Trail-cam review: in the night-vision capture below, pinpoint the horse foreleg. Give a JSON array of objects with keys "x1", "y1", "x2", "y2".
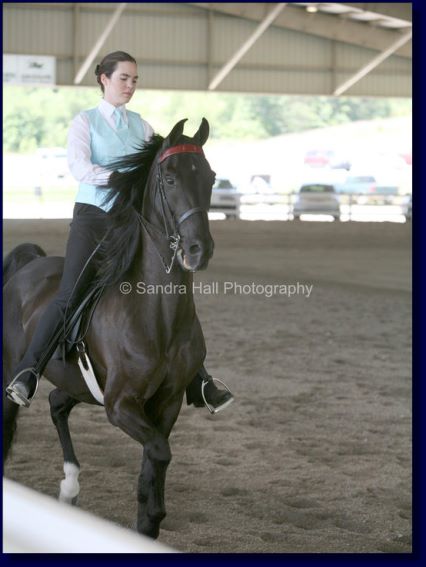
[
  {"x1": 137, "y1": 394, "x2": 185, "y2": 537},
  {"x1": 105, "y1": 393, "x2": 178, "y2": 539},
  {"x1": 49, "y1": 388, "x2": 81, "y2": 505},
  {"x1": 137, "y1": 442, "x2": 171, "y2": 538}
]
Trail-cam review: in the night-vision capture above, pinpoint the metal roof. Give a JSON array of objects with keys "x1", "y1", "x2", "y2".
[
  {"x1": 293, "y1": 3, "x2": 412, "y2": 30},
  {"x1": 3, "y1": 2, "x2": 412, "y2": 97}
]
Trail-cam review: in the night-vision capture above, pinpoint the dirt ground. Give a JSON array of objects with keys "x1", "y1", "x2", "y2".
[{"x1": 3, "y1": 219, "x2": 412, "y2": 553}]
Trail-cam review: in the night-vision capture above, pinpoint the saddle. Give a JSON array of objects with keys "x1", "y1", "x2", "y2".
[{"x1": 51, "y1": 284, "x2": 105, "y2": 361}]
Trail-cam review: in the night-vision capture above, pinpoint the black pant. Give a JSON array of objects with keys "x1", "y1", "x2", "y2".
[{"x1": 14, "y1": 203, "x2": 110, "y2": 376}]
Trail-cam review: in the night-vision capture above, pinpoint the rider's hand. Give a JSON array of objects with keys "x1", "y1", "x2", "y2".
[{"x1": 108, "y1": 170, "x2": 122, "y2": 188}]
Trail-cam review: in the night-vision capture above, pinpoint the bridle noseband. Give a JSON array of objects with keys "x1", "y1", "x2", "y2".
[{"x1": 139, "y1": 143, "x2": 208, "y2": 274}]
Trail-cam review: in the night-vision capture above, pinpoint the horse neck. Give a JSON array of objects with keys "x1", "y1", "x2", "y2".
[
  {"x1": 124, "y1": 231, "x2": 194, "y2": 334},
  {"x1": 126, "y1": 166, "x2": 195, "y2": 321}
]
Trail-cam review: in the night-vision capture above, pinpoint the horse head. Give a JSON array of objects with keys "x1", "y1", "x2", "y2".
[{"x1": 144, "y1": 118, "x2": 216, "y2": 272}]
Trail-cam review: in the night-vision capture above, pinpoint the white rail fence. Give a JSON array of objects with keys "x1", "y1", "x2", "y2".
[
  {"x1": 3, "y1": 479, "x2": 177, "y2": 554},
  {"x1": 235, "y1": 193, "x2": 411, "y2": 223}
]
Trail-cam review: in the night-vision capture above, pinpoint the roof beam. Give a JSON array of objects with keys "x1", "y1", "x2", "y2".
[
  {"x1": 293, "y1": 3, "x2": 411, "y2": 27},
  {"x1": 208, "y1": 3, "x2": 287, "y2": 90},
  {"x1": 5, "y1": 51, "x2": 411, "y2": 76},
  {"x1": 187, "y1": 3, "x2": 412, "y2": 59},
  {"x1": 342, "y1": 3, "x2": 412, "y2": 22},
  {"x1": 72, "y1": 3, "x2": 80, "y2": 77},
  {"x1": 73, "y1": 2, "x2": 127, "y2": 85},
  {"x1": 333, "y1": 29, "x2": 412, "y2": 96}
]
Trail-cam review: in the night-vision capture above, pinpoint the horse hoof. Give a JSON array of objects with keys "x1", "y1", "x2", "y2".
[
  {"x1": 59, "y1": 493, "x2": 79, "y2": 506},
  {"x1": 138, "y1": 521, "x2": 160, "y2": 540}
]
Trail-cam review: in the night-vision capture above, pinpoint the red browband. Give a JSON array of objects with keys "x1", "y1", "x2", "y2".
[{"x1": 158, "y1": 144, "x2": 204, "y2": 163}]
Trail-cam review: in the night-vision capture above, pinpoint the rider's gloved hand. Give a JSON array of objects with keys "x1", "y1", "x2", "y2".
[{"x1": 108, "y1": 170, "x2": 122, "y2": 188}]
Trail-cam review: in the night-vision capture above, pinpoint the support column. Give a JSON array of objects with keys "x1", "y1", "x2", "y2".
[
  {"x1": 74, "y1": 2, "x2": 127, "y2": 85},
  {"x1": 208, "y1": 3, "x2": 287, "y2": 91},
  {"x1": 333, "y1": 29, "x2": 412, "y2": 96}
]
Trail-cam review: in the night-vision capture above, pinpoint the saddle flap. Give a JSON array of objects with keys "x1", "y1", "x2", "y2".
[{"x1": 51, "y1": 285, "x2": 104, "y2": 360}]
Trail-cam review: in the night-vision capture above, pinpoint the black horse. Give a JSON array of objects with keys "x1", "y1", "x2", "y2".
[{"x1": 3, "y1": 118, "x2": 216, "y2": 539}]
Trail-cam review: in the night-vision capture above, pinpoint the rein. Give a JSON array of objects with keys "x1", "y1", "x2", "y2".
[{"x1": 138, "y1": 143, "x2": 206, "y2": 274}]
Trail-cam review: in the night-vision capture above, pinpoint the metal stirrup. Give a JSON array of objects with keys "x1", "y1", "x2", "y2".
[
  {"x1": 201, "y1": 377, "x2": 234, "y2": 415},
  {"x1": 6, "y1": 367, "x2": 40, "y2": 402}
]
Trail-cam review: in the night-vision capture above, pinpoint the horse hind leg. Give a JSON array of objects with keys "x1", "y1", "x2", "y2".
[
  {"x1": 49, "y1": 388, "x2": 81, "y2": 505},
  {"x1": 3, "y1": 347, "x2": 26, "y2": 463},
  {"x1": 3, "y1": 397, "x2": 20, "y2": 463}
]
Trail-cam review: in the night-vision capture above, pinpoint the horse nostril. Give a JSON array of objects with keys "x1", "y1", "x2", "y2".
[{"x1": 189, "y1": 244, "x2": 201, "y2": 255}]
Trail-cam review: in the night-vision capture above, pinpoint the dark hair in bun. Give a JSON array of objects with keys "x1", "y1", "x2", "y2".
[{"x1": 95, "y1": 51, "x2": 137, "y2": 93}]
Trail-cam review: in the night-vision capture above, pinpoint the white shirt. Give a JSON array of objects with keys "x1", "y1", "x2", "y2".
[{"x1": 67, "y1": 99, "x2": 154, "y2": 186}]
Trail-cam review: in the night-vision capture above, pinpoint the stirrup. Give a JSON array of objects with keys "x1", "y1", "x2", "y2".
[
  {"x1": 201, "y1": 378, "x2": 234, "y2": 415},
  {"x1": 5, "y1": 368, "x2": 40, "y2": 408}
]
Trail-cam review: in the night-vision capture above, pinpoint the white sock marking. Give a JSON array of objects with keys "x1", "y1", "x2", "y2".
[{"x1": 59, "y1": 462, "x2": 80, "y2": 502}]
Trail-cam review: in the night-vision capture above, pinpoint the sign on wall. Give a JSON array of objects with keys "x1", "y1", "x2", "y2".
[{"x1": 3, "y1": 54, "x2": 56, "y2": 85}]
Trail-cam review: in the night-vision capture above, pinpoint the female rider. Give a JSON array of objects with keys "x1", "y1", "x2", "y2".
[{"x1": 6, "y1": 51, "x2": 234, "y2": 413}]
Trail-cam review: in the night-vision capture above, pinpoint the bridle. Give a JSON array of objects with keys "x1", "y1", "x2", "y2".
[{"x1": 138, "y1": 143, "x2": 208, "y2": 274}]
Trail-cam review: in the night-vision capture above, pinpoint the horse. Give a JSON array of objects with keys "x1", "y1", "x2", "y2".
[{"x1": 3, "y1": 118, "x2": 216, "y2": 539}]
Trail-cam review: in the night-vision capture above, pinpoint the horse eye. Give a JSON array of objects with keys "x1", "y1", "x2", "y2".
[{"x1": 165, "y1": 176, "x2": 175, "y2": 186}]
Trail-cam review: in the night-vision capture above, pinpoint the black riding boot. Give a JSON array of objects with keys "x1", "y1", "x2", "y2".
[
  {"x1": 5, "y1": 299, "x2": 69, "y2": 408},
  {"x1": 5, "y1": 369, "x2": 40, "y2": 408},
  {"x1": 186, "y1": 366, "x2": 234, "y2": 413}
]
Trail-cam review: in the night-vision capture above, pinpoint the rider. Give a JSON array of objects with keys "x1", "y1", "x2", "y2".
[{"x1": 6, "y1": 51, "x2": 234, "y2": 413}]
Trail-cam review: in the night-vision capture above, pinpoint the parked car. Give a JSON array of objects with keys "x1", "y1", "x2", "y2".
[
  {"x1": 400, "y1": 152, "x2": 412, "y2": 166},
  {"x1": 292, "y1": 183, "x2": 340, "y2": 220},
  {"x1": 241, "y1": 175, "x2": 285, "y2": 205},
  {"x1": 337, "y1": 174, "x2": 400, "y2": 204},
  {"x1": 209, "y1": 177, "x2": 240, "y2": 219},
  {"x1": 368, "y1": 183, "x2": 401, "y2": 204},
  {"x1": 402, "y1": 195, "x2": 412, "y2": 221},
  {"x1": 304, "y1": 150, "x2": 332, "y2": 168},
  {"x1": 304, "y1": 150, "x2": 351, "y2": 170},
  {"x1": 337, "y1": 175, "x2": 376, "y2": 195}
]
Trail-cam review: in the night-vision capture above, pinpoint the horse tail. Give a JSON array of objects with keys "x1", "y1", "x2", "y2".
[{"x1": 3, "y1": 243, "x2": 46, "y2": 286}]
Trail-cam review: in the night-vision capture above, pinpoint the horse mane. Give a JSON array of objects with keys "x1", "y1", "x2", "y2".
[{"x1": 95, "y1": 133, "x2": 164, "y2": 287}]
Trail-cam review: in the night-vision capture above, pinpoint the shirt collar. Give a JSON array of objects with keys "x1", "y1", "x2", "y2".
[{"x1": 98, "y1": 99, "x2": 127, "y2": 119}]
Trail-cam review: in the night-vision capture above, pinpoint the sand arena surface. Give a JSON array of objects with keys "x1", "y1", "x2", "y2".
[{"x1": 3, "y1": 219, "x2": 411, "y2": 553}]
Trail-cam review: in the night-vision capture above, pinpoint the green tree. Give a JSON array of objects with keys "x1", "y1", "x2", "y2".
[{"x1": 3, "y1": 85, "x2": 411, "y2": 152}]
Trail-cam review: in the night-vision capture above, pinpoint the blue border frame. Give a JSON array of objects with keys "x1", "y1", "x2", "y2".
[{"x1": 1, "y1": 1, "x2": 422, "y2": 565}]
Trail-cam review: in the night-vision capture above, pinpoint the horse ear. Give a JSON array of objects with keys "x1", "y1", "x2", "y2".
[
  {"x1": 165, "y1": 118, "x2": 188, "y2": 147},
  {"x1": 194, "y1": 117, "x2": 209, "y2": 146}
]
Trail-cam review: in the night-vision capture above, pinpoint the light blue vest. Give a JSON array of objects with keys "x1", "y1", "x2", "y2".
[{"x1": 75, "y1": 108, "x2": 145, "y2": 212}]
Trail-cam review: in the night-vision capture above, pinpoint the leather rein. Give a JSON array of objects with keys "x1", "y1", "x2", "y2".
[{"x1": 138, "y1": 143, "x2": 207, "y2": 274}]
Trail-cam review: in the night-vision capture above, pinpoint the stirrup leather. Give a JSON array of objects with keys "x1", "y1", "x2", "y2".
[
  {"x1": 201, "y1": 377, "x2": 234, "y2": 415},
  {"x1": 5, "y1": 367, "x2": 40, "y2": 407}
]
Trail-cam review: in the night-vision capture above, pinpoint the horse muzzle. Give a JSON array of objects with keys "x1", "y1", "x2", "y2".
[{"x1": 177, "y1": 242, "x2": 213, "y2": 272}]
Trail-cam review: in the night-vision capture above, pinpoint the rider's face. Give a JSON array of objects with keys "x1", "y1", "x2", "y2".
[{"x1": 101, "y1": 61, "x2": 138, "y2": 107}]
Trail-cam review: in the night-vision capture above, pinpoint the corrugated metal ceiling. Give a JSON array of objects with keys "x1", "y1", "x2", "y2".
[{"x1": 3, "y1": 3, "x2": 412, "y2": 97}]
